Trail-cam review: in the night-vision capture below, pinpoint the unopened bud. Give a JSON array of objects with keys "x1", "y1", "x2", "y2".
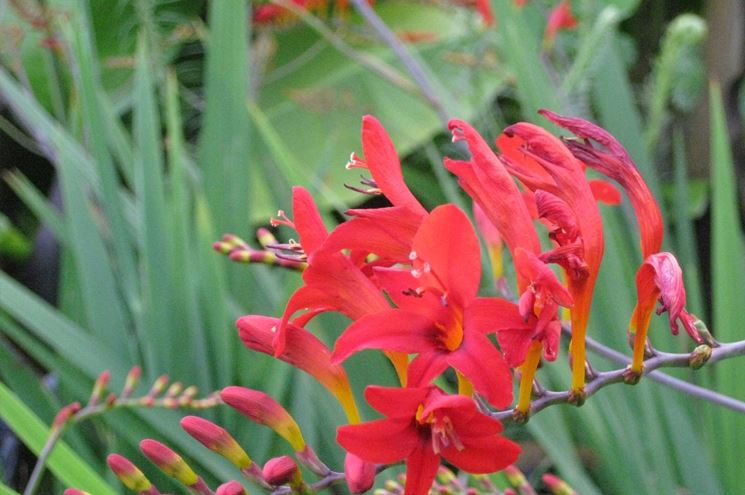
[
  {"x1": 52, "y1": 402, "x2": 81, "y2": 428},
  {"x1": 63, "y1": 489, "x2": 91, "y2": 495},
  {"x1": 623, "y1": 367, "x2": 642, "y2": 385},
  {"x1": 141, "y1": 375, "x2": 169, "y2": 406},
  {"x1": 140, "y1": 439, "x2": 198, "y2": 486},
  {"x1": 436, "y1": 466, "x2": 456, "y2": 485},
  {"x1": 221, "y1": 386, "x2": 306, "y2": 452},
  {"x1": 689, "y1": 344, "x2": 713, "y2": 370},
  {"x1": 216, "y1": 481, "x2": 248, "y2": 495},
  {"x1": 107, "y1": 454, "x2": 153, "y2": 492},
  {"x1": 88, "y1": 370, "x2": 110, "y2": 406},
  {"x1": 256, "y1": 228, "x2": 277, "y2": 248},
  {"x1": 344, "y1": 453, "x2": 376, "y2": 494},
  {"x1": 121, "y1": 366, "x2": 141, "y2": 399},
  {"x1": 693, "y1": 317, "x2": 716, "y2": 346},
  {"x1": 543, "y1": 473, "x2": 577, "y2": 495},
  {"x1": 504, "y1": 465, "x2": 528, "y2": 489},
  {"x1": 181, "y1": 416, "x2": 253, "y2": 469},
  {"x1": 262, "y1": 455, "x2": 300, "y2": 486}
]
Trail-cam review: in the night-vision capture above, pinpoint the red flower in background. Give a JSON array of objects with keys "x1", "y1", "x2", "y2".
[
  {"x1": 543, "y1": 0, "x2": 577, "y2": 49},
  {"x1": 337, "y1": 385, "x2": 520, "y2": 495}
]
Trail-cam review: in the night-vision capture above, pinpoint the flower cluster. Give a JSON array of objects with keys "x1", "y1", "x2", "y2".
[{"x1": 220, "y1": 111, "x2": 704, "y2": 494}]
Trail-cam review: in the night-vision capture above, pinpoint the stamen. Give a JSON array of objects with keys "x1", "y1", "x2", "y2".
[
  {"x1": 345, "y1": 152, "x2": 368, "y2": 170},
  {"x1": 270, "y1": 210, "x2": 295, "y2": 229},
  {"x1": 409, "y1": 251, "x2": 417, "y2": 261},
  {"x1": 450, "y1": 126, "x2": 465, "y2": 143}
]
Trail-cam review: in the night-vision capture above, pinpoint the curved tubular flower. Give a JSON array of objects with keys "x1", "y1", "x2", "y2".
[
  {"x1": 237, "y1": 315, "x2": 361, "y2": 424},
  {"x1": 337, "y1": 386, "x2": 520, "y2": 495},
  {"x1": 538, "y1": 109, "x2": 663, "y2": 259},
  {"x1": 630, "y1": 252, "x2": 703, "y2": 373},
  {"x1": 333, "y1": 205, "x2": 529, "y2": 408},
  {"x1": 499, "y1": 121, "x2": 604, "y2": 398},
  {"x1": 445, "y1": 119, "x2": 542, "y2": 291}
]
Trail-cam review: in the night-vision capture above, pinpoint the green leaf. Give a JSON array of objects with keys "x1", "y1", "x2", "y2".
[
  {"x1": 0, "y1": 382, "x2": 116, "y2": 495},
  {"x1": 709, "y1": 81, "x2": 745, "y2": 494}
]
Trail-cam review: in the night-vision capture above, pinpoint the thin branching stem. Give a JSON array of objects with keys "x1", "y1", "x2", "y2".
[
  {"x1": 349, "y1": 0, "x2": 451, "y2": 125},
  {"x1": 491, "y1": 332, "x2": 745, "y2": 422}
]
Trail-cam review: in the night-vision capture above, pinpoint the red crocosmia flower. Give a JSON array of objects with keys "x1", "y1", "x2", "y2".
[
  {"x1": 538, "y1": 109, "x2": 662, "y2": 258},
  {"x1": 543, "y1": 0, "x2": 577, "y2": 49},
  {"x1": 499, "y1": 119, "x2": 604, "y2": 397},
  {"x1": 588, "y1": 179, "x2": 622, "y2": 205},
  {"x1": 337, "y1": 386, "x2": 520, "y2": 495},
  {"x1": 629, "y1": 252, "x2": 703, "y2": 373},
  {"x1": 237, "y1": 315, "x2": 361, "y2": 424},
  {"x1": 445, "y1": 119, "x2": 542, "y2": 292},
  {"x1": 333, "y1": 205, "x2": 530, "y2": 408},
  {"x1": 324, "y1": 115, "x2": 427, "y2": 264}
]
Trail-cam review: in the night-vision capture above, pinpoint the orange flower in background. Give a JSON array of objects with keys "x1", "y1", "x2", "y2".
[{"x1": 543, "y1": 0, "x2": 577, "y2": 49}]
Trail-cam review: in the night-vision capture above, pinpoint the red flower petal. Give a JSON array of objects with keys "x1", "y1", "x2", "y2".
[
  {"x1": 337, "y1": 418, "x2": 419, "y2": 464},
  {"x1": 588, "y1": 179, "x2": 622, "y2": 205},
  {"x1": 411, "y1": 204, "x2": 481, "y2": 306},
  {"x1": 495, "y1": 328, "x2": 534, "y2": 367},
  {"x1": 364, "y1": 385, "x2": 430, "y2": 418},
  {"x1": 362, "y1": 115, "x2": 426, "y2": 215},
  {"x1": 465, "y1": 297, "x2": 532, "y2": 334},
  {"x1": 447, "y1": 332, "x2": 513, "y2": 408},
  {"x1": 407, "y1": 351, "x2": 450, "y2": 388},
  {"x1": 332, "y1": 310, "x2": 436, "y2": 363},
  {"x1": 441, "y1": 434, "x2": 520, "y2": 473},
  {"x1": 323, "y1": 206, "x2": 423, "y2": 262},
  {"x1": 404, "y1": 441, "x2": 441, "y2": 495},
  {"x1": 291, "y1": 186, "x2": 328, "y2": 258}
]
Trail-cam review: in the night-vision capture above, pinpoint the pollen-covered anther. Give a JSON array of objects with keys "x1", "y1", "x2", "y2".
[
  {"x1": 409, "y1": 250, "x2": 418, "y2": 261},
  {"x1": 345, "y1": 152, "x2": 368, "y2": 170}
]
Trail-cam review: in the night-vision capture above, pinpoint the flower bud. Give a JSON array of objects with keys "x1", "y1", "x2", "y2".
[
  {"x1": 140, "y1": 439, "x2": 198, "y2": 486},
  {"x1": 88, "y1": 370, "x2": 110, "y2": 406},
  {"x1": 543, "y1": 473, "x2": 577, "y2": 495},
  {"x1": 262, "y1": 455, "x2": 300, "y2": 486},
  {"x1": 52, "y1": 402, "x2": 81, "y2": 428},
  {"x1": 63, "y1": 490, "x2": 91, "y2": 495},
  {"x1": 689, "y1": 344, "x2": 713, "y2": 370},
  {"x1": 221, "y1": 386, "x2": 306, "y2": 452},
  {"x1": 216, "y1": 481, "x2": 248, "y2": 495},
  {"x1": 121, "y1": 366, "x2": 141, "y2": 399},
  {"x1": 181, "y1": 416, "x2": 253, "y2": 469},
  {"x1": 344, "y1": 452, "x2": 376, "y2": 494},
  {"x1": 107, "y1": 454, "x2": 153, "y2": 492}
]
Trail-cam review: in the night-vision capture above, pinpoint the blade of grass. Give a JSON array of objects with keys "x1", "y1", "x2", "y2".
[
  {"x1": 132, "y1": 35, "x2": 177, "y2": 376},
  {"x1": 0, "y1": 382, "x2": 116, "y2": 495},
  {"x1": 708, "y1": 80, "x2": 745, "y2": 494},
  {"x1": 3, "y1": 171, "x2": 67, "y2": 243},
  {"x1": 61, "y1": 3, "x2": 140, "y2": 312},
  {"x1": 197, "y1": 0, "x2": 251, "y2": 235}
]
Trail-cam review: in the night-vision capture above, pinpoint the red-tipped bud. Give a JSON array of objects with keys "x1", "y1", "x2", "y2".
[
  {"x1": 216, "y1": 481, "x2": 248, "y2": 495},
  {"x1": 181, "y1": 416, "x2": 253, "y2": 469},
  {"x1": 262, "y1": 455, "x2": 300, "y2": 486},
  {"x1": 221, "y1": 386, "x2": 306, "y2": 451},
  {"x1": 256, "y1": 227, "x2": 277, "y2": 248},
  {"x1": 88, "y1": 370, "x2": 110, "y2": 406},
  {"x1": 63, "y1": 489, "x2": 91, "y2": 495},
  {"x1": 344, "y1": 453, "x2": 376, "y2": 493},
  {"x1": 140, "y1": 439, "x2": 198, "y2": 486},
  {"x1": 121, "y1": 366, "x2": 141, "y2": 399},
  {"x1": 543, "y1": 473, "x2": 577, "y2": 495},
  {"x1": 504, "y1": 465, "x2": 529, "y2": 489},
  {"x1": 52, "y1": 402, "x2": 81, "y2": 428},
  {"x1": 107, "y1": 454, "x2": 153, "y2": 492}
]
